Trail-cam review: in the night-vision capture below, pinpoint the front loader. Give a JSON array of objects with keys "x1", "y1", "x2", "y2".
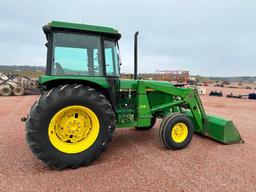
[{"x1": 25, "y1": 21, "x2": 243, "y2": 170}]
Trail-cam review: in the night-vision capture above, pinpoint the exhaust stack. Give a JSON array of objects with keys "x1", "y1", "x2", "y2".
[{"x1": 134, "y1": 31, "x2": 139, "y2": 80}]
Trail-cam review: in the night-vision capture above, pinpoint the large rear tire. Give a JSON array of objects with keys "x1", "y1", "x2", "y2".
[{"x1": 26, "y1": 84, "x2": 115, "y2": 170}]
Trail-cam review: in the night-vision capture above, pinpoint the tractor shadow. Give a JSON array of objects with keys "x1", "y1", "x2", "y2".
[{"x1": 97, "y1": 128, "x2": 162, "y2": 163}]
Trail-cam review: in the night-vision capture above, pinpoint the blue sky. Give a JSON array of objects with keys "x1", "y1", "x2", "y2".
[{"x1": 0, "y1": 0, "x2": 255, "y2": 76}]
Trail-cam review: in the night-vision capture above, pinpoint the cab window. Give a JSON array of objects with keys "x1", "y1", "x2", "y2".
[{"x1": 104, "y1": 40, "x2": 120, "y2": 76}]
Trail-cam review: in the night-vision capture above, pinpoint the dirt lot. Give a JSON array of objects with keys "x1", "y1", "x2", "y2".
[{"x1": 0, "y1": 90, "x2": 256, "y2": 192}]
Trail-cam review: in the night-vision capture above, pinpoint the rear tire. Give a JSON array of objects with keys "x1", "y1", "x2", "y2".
[
  {"x1": 26, "y1": 84, "x2": 115, "y2": 170},
  {"x1": 159, "y1": 113, "x2": 194, "y2": 149}
]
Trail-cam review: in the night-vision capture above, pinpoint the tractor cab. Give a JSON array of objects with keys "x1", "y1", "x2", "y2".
[
  {"x1": 43, "y1": 21, "x2": 121, "y2": 78},
  {"x1": 42, "y1": 21, "x2": 122, "y2": 107}
]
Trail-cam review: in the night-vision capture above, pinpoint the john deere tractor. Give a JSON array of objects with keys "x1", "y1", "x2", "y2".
[{"x1": 25, "y1": 21, "x2": 243, "y2": 170}]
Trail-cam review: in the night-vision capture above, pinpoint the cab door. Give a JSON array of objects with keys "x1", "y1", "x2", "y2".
[{"x1": 103, "y1": 39, "x2": 120, "y2": 110}]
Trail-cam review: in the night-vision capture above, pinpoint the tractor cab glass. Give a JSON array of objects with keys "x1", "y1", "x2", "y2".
[
  {"x1": 104, "y1": 40, "x2": 120, "y2": 76},
  {"x1": 50, "y1": 32, "x2": 120, "y2": 77}
]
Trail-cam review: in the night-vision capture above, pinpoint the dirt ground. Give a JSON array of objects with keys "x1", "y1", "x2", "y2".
[{"x1": 0, "y1": 89, "x2": 256, "y2": 192}]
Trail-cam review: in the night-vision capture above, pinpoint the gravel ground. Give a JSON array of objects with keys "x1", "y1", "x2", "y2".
[{"x1": 0, "y1": 92, "x2": 256, "y2": 192}]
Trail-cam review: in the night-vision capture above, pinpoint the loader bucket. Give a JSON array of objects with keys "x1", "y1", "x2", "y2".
[
  {"x1": 202, "y1": 115, "x2": 243, "y2": 144},
  {"x1": 186, "y1": 112, "x2": 243, "y2": 144}
]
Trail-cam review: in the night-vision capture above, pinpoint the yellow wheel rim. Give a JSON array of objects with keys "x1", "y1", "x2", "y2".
[
  {"x1": 48, "y1": 105, "x2": 100, "y2": 154},
  {"x1": 171, "y1": 123, "x2": 188, "y2": 143}
]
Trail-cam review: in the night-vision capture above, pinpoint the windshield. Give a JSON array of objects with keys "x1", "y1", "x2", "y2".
[{"x1": 51, "y1": 32, "x2": 103, "y2": 76}]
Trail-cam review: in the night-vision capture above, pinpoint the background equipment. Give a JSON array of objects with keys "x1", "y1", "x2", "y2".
[{"x1": 0, "y1": 72, "x2": 38, "y2": 96}]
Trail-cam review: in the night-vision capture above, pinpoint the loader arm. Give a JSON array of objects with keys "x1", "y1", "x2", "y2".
[
  {"x1": 138, "y1": 81, "x2": 243, "y2": 144},
  {"x1": 139, "y1": 81, "x2": 206, "y2": 133}
]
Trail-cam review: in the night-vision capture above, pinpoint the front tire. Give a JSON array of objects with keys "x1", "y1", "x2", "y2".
[
  {"x1": 26, "y1": 84, "x2": 115, "y2": 170},
  {"x1": 159, "y1": 113, "x2": 194, "y2": 149}
]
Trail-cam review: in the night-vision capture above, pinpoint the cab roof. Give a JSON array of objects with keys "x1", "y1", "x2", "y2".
[{"x1": 46, "y1": 21, "x2": 121, "y2": 40}]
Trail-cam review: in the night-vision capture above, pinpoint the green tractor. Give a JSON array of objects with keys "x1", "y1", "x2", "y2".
[{"x1": 25, "y1": 21, "x2": 243, "y2": 170}]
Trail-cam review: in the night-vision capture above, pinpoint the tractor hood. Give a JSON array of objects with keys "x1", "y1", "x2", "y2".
[{"x1": 119, "y1": 79, "x2": 175, "y2": 90}]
